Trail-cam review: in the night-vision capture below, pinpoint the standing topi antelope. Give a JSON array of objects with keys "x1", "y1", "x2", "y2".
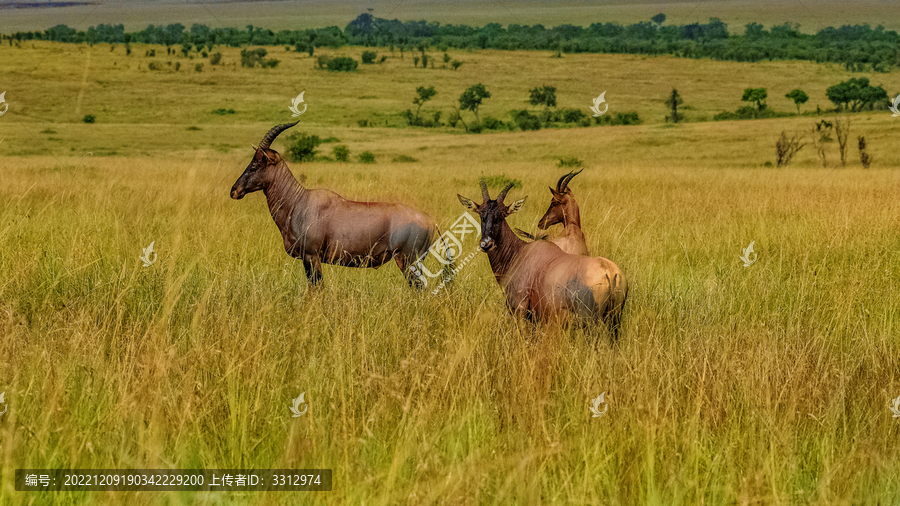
[
  {"x1": 516, "y1": 170, "x2": 589, "y2": 255},
  {"x1": 231, "y1": 121, "x2": 449, "y2": 288},
  {"x1": 459, "y1": 181, "x2": 627, "y2": 336},
  {"x1": 537, "y1": 169, "x2": 589, "y2": 255}
]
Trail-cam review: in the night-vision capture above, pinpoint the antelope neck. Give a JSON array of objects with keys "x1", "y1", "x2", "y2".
[
  {"x1": 486, "y1": 221, "x2": 527, "y2": 285},
  {"x1": 263, "y1": 162, "x2": 307, "y2": 225}
]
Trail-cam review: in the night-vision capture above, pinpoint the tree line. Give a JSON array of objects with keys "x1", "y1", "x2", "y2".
[{"x1": 5, "y1": 14, "x2": 900, "y2": 71}]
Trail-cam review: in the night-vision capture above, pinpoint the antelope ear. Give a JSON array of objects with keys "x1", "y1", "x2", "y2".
[
  {"x1": 457, "y1": 194, "x2": 479, "y2": 211},
  {"x1": 507, "y1": 197, "x2": 527, "y2": 215}
]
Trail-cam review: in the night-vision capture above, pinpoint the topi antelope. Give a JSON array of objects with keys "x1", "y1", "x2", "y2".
[
  {"x1": 231, "y1": 122, "x2": 450, "y2": 288},
  {"x1": 537, "y1": 169, "x2": 589, "y2": 255},
  {"x1": 516, "y1": 170, "x2": 589, "y2": 255},
  {"x1": 458, "y1": 181, "x2": 627, "y2": 336}
]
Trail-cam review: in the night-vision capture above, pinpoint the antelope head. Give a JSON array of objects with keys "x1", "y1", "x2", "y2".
[
  {"x1": 230, "y1": 121, "x2": 298, "y2": 199},
  {"x1": 458, "y1": 181, "x2": 526, "y2": 252},
  {"x1": 537, "y1": 169, "x2": 582, "y2": 229}
]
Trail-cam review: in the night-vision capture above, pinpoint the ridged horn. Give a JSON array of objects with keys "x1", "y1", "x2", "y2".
[
  {"x1": 258, "y1": 121, "x2": 299, "y2": 150},
  {"x1": 480, "y1": 180, "x2": 490, "y2": 202},
  {"x1": 554, "y1": 173, "x2": 569, "y2": 193},
  {"x1": 497, "y1": 181, "x2": 515, "y2": 203},
  {"x1": 559, "y1": 168, "x2": 583, "y2": 193}
]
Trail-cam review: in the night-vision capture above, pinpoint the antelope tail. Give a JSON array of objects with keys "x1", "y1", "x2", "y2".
[
  {"x1": 515, "y1": 228, "x2": 536, "y2": 240},
  {"x1": 514, "y1": 228, "x2": 550, "y2": 241},
  {"x1": 438, "y1": 232, "x2": 457, "y2": 287}
]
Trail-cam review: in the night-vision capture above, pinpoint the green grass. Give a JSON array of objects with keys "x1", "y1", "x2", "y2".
[{"x1": 2, "y1": 39, "x2": 900, "y2": 505}]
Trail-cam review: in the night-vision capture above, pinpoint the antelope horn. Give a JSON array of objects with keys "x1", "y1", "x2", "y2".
[
  {"x1": 560, "y1": 168, "x2": 583, "y2": 192},
  {"x1": 258, "y1": 121, "x2": 299, "y2": 150},
  {"x1": 497, "y1": 181, "x2": 515, "y2": 203},
  {"x1": 480, "y1": 179, "x2": 490, "y2": 202},
  {"x1": 554, "y1": 173, "x2": 569, "y2": 193}
]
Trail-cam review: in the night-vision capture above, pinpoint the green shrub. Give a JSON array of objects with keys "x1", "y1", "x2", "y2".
[
  {"x1": 561, "y1": 108, "x2": 587, "y2": 123},
  {"x1": 332, "y1": 145, "x2": 350, "y2": 162},
  {"x1": 212, "y1": 108, "x2": 235, "y2": 115},
  {"x1": 195, "y1": 63, "x2": 203, "y2": 72},
  {"x1": 327, "y1": 57, "x2": 358, "y2": 72},
  {"x1": 482, "y1": 174, "x2": 522, "y2": 190},
  {"x1": 209, "y1": 52, "x2": 221, "y2": 65},
  {"x1": 482, "y1": 116, "x2": 507, "y2": 130},
  {"x1": 358, "y1": 151, "x2": 376, "y2": 163},
  {"x1": 557, "y1": 157, "x2": 583, "y2": 168},
  {"x1": 511, "y1": 110, "x2": 541, "y2": 131},
  {"x1": 316, "y1": 55, "x2": 332, "y2": 69},
  {"x1": 612, "y1": 111, "x2": 641, "y2": 125},
  {"x1": 148, "y1": 62, "x2": 162, "y2": 71},
  {"x1": 82, "y1": 114, "x2": 96, "y2": 124},
  {"x1": 361, "y1": 51, "x2": 377, "y2": 64},
  {"x1": 392, "y1": 155, "x2": 418, "y2": 163},
  {"x1": 286, "y1": 132, "x2": 323, "y2": 162}
]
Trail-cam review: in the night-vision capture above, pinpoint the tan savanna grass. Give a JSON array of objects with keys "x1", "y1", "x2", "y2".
[{"x1": 1, "y1": 39, "x2": 900, "y2": 505}]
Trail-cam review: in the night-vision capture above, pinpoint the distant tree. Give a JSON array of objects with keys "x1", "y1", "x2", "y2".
[
  {"x1": 834, "y1": 115, "x2": 850, "y2": 166},
  {"x1": 529, "y1": 85, "x2": 557, "y2": 110},
  {"x1": 413, "y1": 55, "x2": 420, "y2": 67},
  {"x1": 459, "y1": 83, "x2": 491, "y2": 125},
  {"x1": 209, "y1": 52, "x2": 222, "y2": 65},
  {"x1": 775, "y1": 130, "x2": 805, "y2": 167},
  {"x1": 665, "y1": 88, "x2": 683, "y2": 123},
  {"x1": 286, "y1": 132, "x2": 322, "y2": 162},
  {"x1": 651, "y1": 13, "x2": 666, "y2": 26},
  {"x1": 744, "y1": 22, "x2": 766, "y2": 39},
  {"x1": 412, "y1": 86, "x2": 437, "y2": 124},
  {"x1": 742, "y1": 88, "x2": 768, "y2": 112},
  {"x1": 786, "y1": 89, "x2": 809, "y2": 114},
  {"x1": 826, "y1": 77, "x2": 888, "y2": 111},
  {"x1": 443, "y1": 52, "x2": 451, "y2": 63},
  {"x1": 451, "y1": 60, "x2": 463, "y2": 70}
]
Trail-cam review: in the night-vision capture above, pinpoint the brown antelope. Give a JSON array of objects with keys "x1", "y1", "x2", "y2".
[
  {"x1": 514, "y1": 170, "x2": 589, "y2": 255},
  {"x1": 231, "y1": 121, "x2": 450, "y2": 288},
  {"x1": 458, "y1": 181, "x2": 627, "y2": 336},
  {"x1": 537, "y1": 169, "x2": 589, "y2": 256}
]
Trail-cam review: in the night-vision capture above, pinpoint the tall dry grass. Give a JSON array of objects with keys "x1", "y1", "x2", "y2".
[{"x1": 2, "y1": 40, "x2": 900, "y2": 505}]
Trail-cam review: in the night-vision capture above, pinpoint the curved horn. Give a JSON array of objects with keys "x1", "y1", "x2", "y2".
[
  {"x1": 554, "y1": 173, "x2": 569, "y2": 193},
  {"x1": 497, "y1": 181, "x2": 515, "y2": 203},
  {"x1": 560, "y1": 168, "x2": 583, "y2": 193},
  {"x1": 258, "y1": 121, "x2": 299, "y2": 150},
  {"x1": 480, "y1": 180, "x2": 490, "y2": 202}
]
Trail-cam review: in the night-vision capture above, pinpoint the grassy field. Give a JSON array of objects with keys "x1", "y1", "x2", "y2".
[{"x1": 2, "y1": 34, "x2": 900, "y2": 505}]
